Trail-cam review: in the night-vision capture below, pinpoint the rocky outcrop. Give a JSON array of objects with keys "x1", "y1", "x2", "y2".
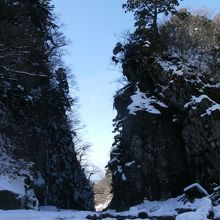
[
  {"x1": 108, "y1": 52, "x2": 220, "y2": 210},
  {"x1": 0, "y1": 0, "x2": 94, "y2": 210}
]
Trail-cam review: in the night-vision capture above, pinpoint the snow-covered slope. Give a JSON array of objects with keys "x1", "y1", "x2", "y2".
[
  {"x1": 0, "y1": 195, "x2": 220, "y2": 220},
  {"x1": 0, "y1": 210, "x2": 92, "y2": 220}
]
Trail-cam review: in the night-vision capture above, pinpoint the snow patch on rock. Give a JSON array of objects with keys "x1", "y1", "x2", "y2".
[
  {"x1": 0, "y1": 176, "x2": 25, "y2": 197},
  {"x1": 184, "y1": 95, "x2": 220, "y2": 117},
  {"x1": 128, "y1": 86, "x2": 167, "y2": 115},
  {"x1": 184, "y1": 183, "x2": 208, "y2": 196}
]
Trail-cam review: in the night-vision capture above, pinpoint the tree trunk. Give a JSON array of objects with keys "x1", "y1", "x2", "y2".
[{"x1": 152, "y1": 3, "x2": 159, "y2": 38}]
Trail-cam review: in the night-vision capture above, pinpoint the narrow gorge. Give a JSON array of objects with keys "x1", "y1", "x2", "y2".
[{"x1": 0, "y1": 1, "x2": 220, "y2": 220}]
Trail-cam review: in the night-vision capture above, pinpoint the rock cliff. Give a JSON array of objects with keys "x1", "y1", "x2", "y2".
[
  {"x1": 0, "y1": 0, "x2": 94, "y2": 210},
  {"x1": 109, "y1": 46, "x2": 220, "y2": 210}
]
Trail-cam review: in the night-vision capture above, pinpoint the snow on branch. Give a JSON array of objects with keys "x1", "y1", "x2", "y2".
[{"x1": 2, "y1": 65, "x2": 48, "y2": 78}]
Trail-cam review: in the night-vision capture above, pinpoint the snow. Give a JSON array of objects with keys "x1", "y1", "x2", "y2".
[
  {"x1": 34, "y1": 171, "x2": 45, "y2": 187},
  {"x1": 0, "y1": 136, "x2": 38, "y2": 209},
  {"x1": 176, "y1": 211, "x2": 206, "y2": 220},
  {"x1": 184, "y1": 95, "x2": 209, "y2": 108},
  {"x1": 142, "y1": 196, "x2": 182, "y2": 217},
  {"x1": 0, "y1": 196, "x2": 219, "y2": 219},
  {"x1": 101, "y1": 196, "x2": 215, "y2": 219},
  {"x1": 144, "y1": 40, "x2": 150, "y2": 48},
  {"x1": 214, "y1": 205, "x2": 220, "y2": 218},
  {"x1": 0, "y1": 135, "x2": 34, "y2": 178},
  {"x1": 214, "y1": 185, "x2": 220, "y2": 191},
  {"x1": 204, "y1": 103, "x2": 220, "y2": 116},
  {"x1": 184, "y1": 95, "x2": 220, "y2": 117},
  {"x1": 128, "y1": 86, "x2": 167, "y2": 115},
  {"x1": 172, "y1": 118, "x2": 178, "y2": 122},
  {"x1": 0, "y1": 210, "x2": 93, "y2": 220},
  {"x1": 2, "y1": 65, "x2": 48, "y2": 78},
  {"x1": 158, "y1": 60, "x2": 184, "y2": 75},
  {"x1": 117, "y1": 166, "x2": 122, "y2": 173},
  {"x1": 122, "y1": 173, "x2": 127, "y2": 181},
  {"x1": 125, "y1": 161, "x2": 136, "y2": 167},
  {"x1": 102, "y1": 196, "x2": 184, "y2": 218},
  {"x1": 184, "y1": 183, "x2": 208, "y2": 196},
  {"x1": 17, "y1": 85, "x2": 24, "y2": 91},
  {"x1": 108, "y1": 157, "x2": 120, "y2": 165},
  {"x1": 39, "y1": 206, "x2": 58, "y2": 211},
  {"x1": 113, "y1": 165, "x2": 123, "y2": 175},
  {"x1": 176, "y1": 198, "x2": 212, "y2": 220},
  {"x1": 13, "y1": 2, "x2": 19, "y2": 6},
  {"x1": 194, "y1": 198, "x2": 212, "y2": 218},
  {"x1": 25, "y1": 95, "x2": 33, "y2": 102},
  {"x1": 205, "y1": 82, "x2": 220, "y2": 89},
  {"x1": 115, "y1": 84, "x2": 131, "y2": 96},
  {"x1": 157, "y1": 49, "x2": 211, "y2": 78},
  {"x1": 0, "y1": 175, "x2": 25, "y2": 197}
]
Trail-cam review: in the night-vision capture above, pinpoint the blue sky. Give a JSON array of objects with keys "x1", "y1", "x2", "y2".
[{"x1": 52, "y1": 0, "x2": 220, "y2": 173}]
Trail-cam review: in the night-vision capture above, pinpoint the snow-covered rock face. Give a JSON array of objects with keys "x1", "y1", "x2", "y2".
[
  {"x1": 109, "y1": 49, "x2": 220, "y2": 210},
  {"x1": 0, "y1": 1, "x2": 94, "y2": 211},
  {"x1": 0, "y1": 176, "x2": 25, "y2": 197},
  {"x1": 127, "y1": 85, "x2": 168, "y2": 115},
  {"x1": 0, "y1": 135, "x2": 38, "y2": 210}
]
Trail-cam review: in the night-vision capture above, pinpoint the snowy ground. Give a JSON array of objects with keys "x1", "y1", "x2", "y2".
[
  {"x1": 0, "y1": 196, "x2": 220, "y2": 220},
  {"x1": 0, "y1": 209, "x2": 92, "y2": 220}
]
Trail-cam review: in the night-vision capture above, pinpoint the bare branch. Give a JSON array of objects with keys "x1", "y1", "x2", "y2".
[{"x1": 2, "y1": 65, "x2": 49, "y2": 78}]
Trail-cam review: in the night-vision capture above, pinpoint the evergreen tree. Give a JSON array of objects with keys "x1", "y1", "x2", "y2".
[
  {"x1": 109, "y1": 5, "x2": 220, "y2": 210},
  {"x1": 123, "y1": 0, "x2": 182, "y2": 37},
  {"x1": 0, "y1": 0, "x2": 94, "y2": 210}
]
